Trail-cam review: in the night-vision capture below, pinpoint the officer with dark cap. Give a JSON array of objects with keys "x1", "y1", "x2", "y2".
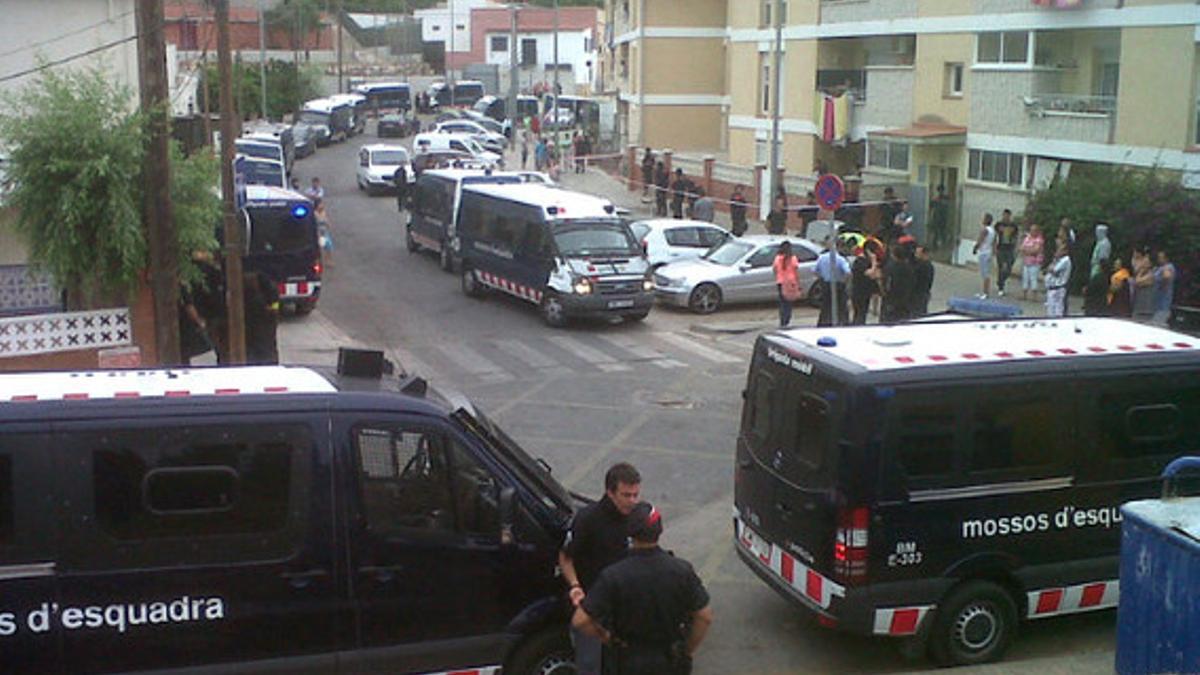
[{"x1": 572, "y1": 502, "x2": 714, "y2": 675}]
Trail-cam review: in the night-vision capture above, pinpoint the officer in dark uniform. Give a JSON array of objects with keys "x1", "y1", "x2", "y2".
[
  {"x1": 573, "y1": 502, "x2": 714, "y2": 675},
  {"x1": 559, "y1": 463, "x2": 642, "y2": 675},
  {"x1": 393, "y1": 164, "x2": 409, "y2": 212}
]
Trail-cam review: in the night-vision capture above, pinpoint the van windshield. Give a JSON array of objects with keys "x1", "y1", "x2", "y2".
[
  {"x1": 248, "y1": 206, "x2": 315, "y2": 254},
  {"x1": 244, "y1": 161, "x2": 285, "y2": 188},
  {"x1": 299, "y1": 110, "x2": 329, "y2": 125},
  {"x1": 237, "y1": 142, "x2": 281, "y2": 162},
  {"x1": 553, "y1": 220, "x2": 640, "y2": 257},
  {"x1": 705, "y1": 240, "x2": 754, "y2": 265},
  {"x1": 371, "y1": 149, "x2": 409, "y2": 165}
]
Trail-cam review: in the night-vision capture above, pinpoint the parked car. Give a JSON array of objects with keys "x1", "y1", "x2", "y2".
[
  {"x1": 462, "y1": 111, "x2": 507, "y2": 137},
  {"x1": 628, "y1": 218, "x2": 731, "y2": 269},
  {"x1": 653, "y1": 235, "x2": 824, "y2": 314},
  {"x1": 434, "y1": 119, "x2": 507, "y2": 154},
  {"x1": 411, "y1": 149, "x2": 480, "y2": 177},
  {"x1": 356, "y1": 144, "x2": 413, "y2": 195},
  {"x1": 413, "y1": 132, "x2": 502, "y2": 167},
  {"x1": 292, "y1": 121, "x2": 318, "y2": 158},
  {"x1": 376, "y1": 113, "x2": 408, "y2": 138}
]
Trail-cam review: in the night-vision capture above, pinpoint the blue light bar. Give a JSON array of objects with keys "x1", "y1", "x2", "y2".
[{"x1": 292, "y1": 205, "x2": 310, "y2": 218}]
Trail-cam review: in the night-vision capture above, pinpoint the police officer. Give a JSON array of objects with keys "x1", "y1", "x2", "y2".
[
  {"x1": 559, "y1": 463, "x2": 642, "y2": 675},
  {"x1": 573, "y1": 502, "x2": 714, "y2": 675},
  {"x1": 393, "y1": 164, "x2": 408, "y2": 212}
]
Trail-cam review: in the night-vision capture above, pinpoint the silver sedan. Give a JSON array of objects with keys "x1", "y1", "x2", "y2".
[{"x1": 653, "y1": 235, "x2": 824, "y2": 314}]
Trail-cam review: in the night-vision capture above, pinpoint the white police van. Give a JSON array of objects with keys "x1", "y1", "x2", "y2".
[
  {"x1": 0, "y1": 356, "x2": 578, "y2": 674},
  {"x1": 733, "y1": 317, "x2": 1200, "y2": 666},
  {"x1": 457, "y1": 183, "x2": 654, "y2": 326}
]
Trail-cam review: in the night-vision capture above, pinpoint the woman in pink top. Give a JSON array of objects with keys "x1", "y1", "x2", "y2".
[
  {"x1": 1019, "y1": 222, "x2": 1044, "y2": 301},
  {"x1": 773, "y1": 241, "x2": 801, "y2": 327}
]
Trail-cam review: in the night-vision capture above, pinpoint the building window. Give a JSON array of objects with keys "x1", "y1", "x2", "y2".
[
  {"x1": 761, "y1": 0, "x2": 787, "y2": 27},
  {"x1": 969, "y1": 149, "x2": 1025, "y2": 187},
  {"x1": 867, "y1": 140, "x2": 909, "y2": 172},
  {"x1": 456, "y1": 24, "x2": 466, "y2": 31},
  {"x1": 490, "y1": 36, "x2": 508, "y2": 52},
  {"x1": 977, "y1": 31, "x2": 1030, "y2": 65},
  {"x1": 944, "y1": 62, "x2": 964, "y2": 98},
  {"x1": 431, "y1": 25, "x2": 441, "y2": 32},
  {"x1": 760, "y1": 59, "x2": 771, "y2": 115},
  {"x1": 521, "y1": 38, "x2": 538, "y2": 66}
]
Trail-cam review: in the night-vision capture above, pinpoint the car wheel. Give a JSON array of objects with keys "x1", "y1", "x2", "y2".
[
  {"x1": 461, "y1": 266, "x2": 484, "y2": 298},
  {"x1": 505, "y1": 628, "x2": 575, "y2": 675},
  {"x1": 928, "y1": 580, "x2": 1018, "y2": 667},
  {"x1": 405, "y1": 228, "x2": 418, "y2": 253},
  {"x1": 439, "y1": 243, "x2": 455, "y2": 273},
  {"x1": 625, "y1": 310, "x2": 650, "y2": 323},
  {"x1": 540, "y1": 292, "x2": 568, "y2": 327},
  {"x1": 688, "y1": 283, "x2": 722, "y2": 314},
  {"x1": 807, "y1": 280, "x2": 825, "y2": 308}
]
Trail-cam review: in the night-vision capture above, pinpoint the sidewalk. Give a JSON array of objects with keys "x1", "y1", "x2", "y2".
[{"x1": 548, "y1": 160, "x2": 1052, "y2": 321}]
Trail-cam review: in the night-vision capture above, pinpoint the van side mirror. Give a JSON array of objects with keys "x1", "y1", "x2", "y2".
[{"x1": 499, "y1": 486, "x2": 516, "y2": 545}]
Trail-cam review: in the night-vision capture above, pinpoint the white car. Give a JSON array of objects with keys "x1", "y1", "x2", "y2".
[
  {"x1": 413, "y1": 132, "x2": 503, "y2": 167},
  {"x1": 356, "y1": 144, "x2": 413, "y2": 195},
  {"x1": 628, "y1": 219, "x2": 731, "y2": 269},
  {"x1": 434, "y1": 119, "x2": 507, "y2": 153}
]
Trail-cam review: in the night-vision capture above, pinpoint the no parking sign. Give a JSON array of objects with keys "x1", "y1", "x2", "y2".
[{"x1": 815, "y1": 174, "x2": 845, "y2": 211}]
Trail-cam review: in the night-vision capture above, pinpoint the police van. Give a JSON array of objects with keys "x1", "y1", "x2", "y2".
[
  {"x1": 407, "y1": 168, "x2": 544, "y2": 272},
  {"x1": 732, "y1": 318, "x2": 1200, "y2": 666},
  {"x1": 244, "y1": 185, "x2": 322, "y2": 314},
  {"x1": 0, "y1": 357, "x2": 577, "y2": 674},
  {"x1": 457, "y1": 183, "x2": 654, "y2": 326}
]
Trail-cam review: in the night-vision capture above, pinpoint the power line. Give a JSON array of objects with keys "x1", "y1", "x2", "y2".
[
  {"x1": 0, "y1": 9, "x2": 135, "y2": 60},
  {"x1": 0, "y1": 33, "x2": 141, "y2": 85}
]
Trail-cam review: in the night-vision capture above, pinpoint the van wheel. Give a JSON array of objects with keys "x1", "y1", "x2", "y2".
[
  {"x1": 928, "y1": 580, "x2": 1018, "y2": 667},
  {"x1": 506, "y1": 628, "x2": 576, "y2": 675},
  {"x1": 688, "y1": 283, "x2": 722, "y2": 314},
  {"x1": 439, "y1": 243, "x2": 455, "y2": 273},
  {"x1": 461, "y1": 267, "x2": 485, "y2": 298},
  {"x1": 540, "y1": 292, "x2": 567, "y2": 327},
  {"x1": 625, "y1": 310, "x2": 650, "y2": 323}
]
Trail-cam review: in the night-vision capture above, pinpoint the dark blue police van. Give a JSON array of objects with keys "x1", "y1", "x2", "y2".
[
  {"x1": 0, "y1": 355, "x2": 577, "y2": 674},
  {"x1": 457, "y1": 183, "x2": 654, "y2": 327},
  {"x1": 734, "y1": 318, "x2": 1200, "y2": 666},
  {"x1": 244, "y1": 185, "x2": 323, "y2": 315}
]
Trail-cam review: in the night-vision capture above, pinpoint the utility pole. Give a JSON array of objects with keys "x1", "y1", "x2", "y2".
[
  {"x1": 552, "y1": 0, "x2": 559, "y2": 151},
  {"x1": 766, "y1": 0, "x2": 783, "y2": 220},
  {"x1": 136, "y1": 0, "x2": 181, "y2": 365},
  {"x1": 216, "y1": 0, "x2": 248, "y2": 363},
  {"x1": 336, "y1": 0, "x2": 344, "y2": 92},
  {"x1": 258, "y1": 0, "x2": 267, "y2": 119},
  {"x1": 448, "y1": 0, "x2": 455, "y2": 88},
  {"x1": 508, "y1": 2, "x2": 519, "y2": 134}
]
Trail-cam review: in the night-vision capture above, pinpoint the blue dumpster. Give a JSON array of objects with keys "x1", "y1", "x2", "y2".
[{"x1": 1116, "y1": 457, "x2": 1200, "y2": 675}]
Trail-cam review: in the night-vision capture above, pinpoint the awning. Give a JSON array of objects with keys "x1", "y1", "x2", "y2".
[{"x1": 868, "y1": 123, "x2": 966, "y2": 146}]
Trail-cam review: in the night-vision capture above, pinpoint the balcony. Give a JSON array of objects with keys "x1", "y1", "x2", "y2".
[
  {"x1": 972, "y1": 0, "x2": 1121, "y2": 13},
  {"x1": 819, "y1": 0, "x2": 917, "y2": 24},
  {"x1": 970, "y1": 69, "x2": 1116, "y2": 145},
  {"x1": 861, "y1": 66, "x2": 914, "y2": 132}
]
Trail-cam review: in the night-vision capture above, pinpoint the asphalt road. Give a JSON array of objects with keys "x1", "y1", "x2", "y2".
[{"x1": 284, "y1": 122, "x2": 1115, "y2": 675}]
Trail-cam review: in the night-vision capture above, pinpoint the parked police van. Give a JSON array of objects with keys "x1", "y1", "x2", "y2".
[
  {"x1": 244, "y1": 185, "x2": 322, "y2": 314},
  {"x1": 733, "y1": 318, "x2": 1200, "y2": 666},
  {"x1": 0, "y1": 358, "x2": 577, "y2": 674},
  {"x1": 457, "y1": 183, "x2": 654, "y2": 326},
  {"x1": 407, "y1": 168, "x2": 529, "y2": 272}
]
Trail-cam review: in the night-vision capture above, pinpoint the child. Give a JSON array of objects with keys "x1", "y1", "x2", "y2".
[{"x1": 315, "y1": 198, "x2": 334, "y2": 268}]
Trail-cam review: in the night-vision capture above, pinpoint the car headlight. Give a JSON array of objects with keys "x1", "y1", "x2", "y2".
[
  {"x1": 573, "y1": 278, "x2": 593, "y2": 295},
  {"x1": 642, "y1": 278, "x2": 654, "y2": 292}
]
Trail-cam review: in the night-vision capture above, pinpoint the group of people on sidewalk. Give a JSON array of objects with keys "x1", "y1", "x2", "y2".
[{"x1": 973, "y1": 212, "x2": 1176, "y2": 321}]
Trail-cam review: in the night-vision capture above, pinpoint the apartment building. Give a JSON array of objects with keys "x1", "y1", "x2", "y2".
[{"x1": 609, "y1": 0, "x2": 1200, "y2": 260}]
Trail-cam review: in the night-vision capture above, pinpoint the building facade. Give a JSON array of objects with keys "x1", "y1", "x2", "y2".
[{"x1": 609, "y1": 0, "x2": 1200, "y2": 258}]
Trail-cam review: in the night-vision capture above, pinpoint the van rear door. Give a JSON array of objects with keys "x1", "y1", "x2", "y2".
[{"x1": 735, "y1": 337, "x2": 844, "y2": 601}]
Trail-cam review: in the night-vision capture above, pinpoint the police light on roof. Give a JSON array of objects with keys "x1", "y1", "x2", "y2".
[
  {"x1": 292, "y1": 205, "x2": 309, "y2": 218},
  {"x1": 818, "y1": 336, "x2": 838, "y2": 347}
]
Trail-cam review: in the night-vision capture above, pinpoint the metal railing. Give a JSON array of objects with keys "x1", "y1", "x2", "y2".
[{"x1": 1027, "y1": 93, "x2": 1116, "y2": 116}]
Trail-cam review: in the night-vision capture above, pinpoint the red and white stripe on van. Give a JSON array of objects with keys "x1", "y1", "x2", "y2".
[
  {"x1": 476, "y1": 270, "x2": 544, "y2": 303},
  {"x1": 0, "y1": 366, "x2": 335, "y2": 402},
  {"x1": 1026, "y1": 579, "x2": 1118, "y2": 618},
  {"x1": 872, "y1": 606, "x2": 933, "y2": 636},
  {"x1": 734, "y1": 513, "x2": 845, "y2": 611},
  {"x1": 279, "y1": 279, "x2": 321, "y2": 299}
]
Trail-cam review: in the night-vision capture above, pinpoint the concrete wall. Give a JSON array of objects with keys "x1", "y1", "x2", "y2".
[
  {"x1": 913, "y1": 33, "x2": 971, "y2": 127},
  {"x1": 863, "y1": 67, "x2": 915, "y2": 130},
  {"x1": 821, "y1": 0, "x2": 918, "y2": 24},
  {"x1": 971, "y1": 69, "x2": 1114, "y2": 144},
  {"x1": 642, "y1": 105, "x2": 723, "y2": 151},
  {"x1": 642, "y1": 38, "x2": 725, "y2": 94},
  {"x1": 1114, "y1": 26, "x2": 1194, "y2": 149},
  {"x1": 646, "y1": 0, "x2": 726, "y2": 27},
  {"x1": 960, "y1": 182, "x2": 1030, "y2": 262}
]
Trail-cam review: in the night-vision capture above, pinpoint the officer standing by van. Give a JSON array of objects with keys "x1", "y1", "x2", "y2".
[
  {"x1": 393, "y1": 164, "x2": 408, "y2": 211},
  {"x1": 559, "y1": 463, "x2": 643, "y2": 675},
  {"x1": 573, "y1": 502, "x2": 714, "y2": 675}
]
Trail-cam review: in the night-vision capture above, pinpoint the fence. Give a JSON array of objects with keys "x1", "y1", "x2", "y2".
[{"x1": 0, "y1": 308, "x2": 131, "y2": 358}]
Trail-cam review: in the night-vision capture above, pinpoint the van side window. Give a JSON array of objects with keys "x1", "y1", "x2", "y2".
[
  {"x1": 518, "y1": 221, "x2": 547, "y2": 257},
  {"x1": 793, "y1": 394, "x2": 829, "y2": 470},
  {"x1": 896, "y1": 404, "x2": 957, "y2": 479},
  {"x1": 969, "y1": 399, "x2": 1062, "y2": 473},
  {"x1": 748, "y1": 372, "x2": 773, "y2": 445},
  {"x1": 0, "y1": 456, "x2": 11, "y2": 546},
  {"x1": 92, "y1": 427, "x2": 302, "y2": 541},
  {"x1": 1100, "y1": 385, "x2": 1200, "y2": 458},
  {"x1": 356, "y1": 426, "x2": 499, "y2": 537}
]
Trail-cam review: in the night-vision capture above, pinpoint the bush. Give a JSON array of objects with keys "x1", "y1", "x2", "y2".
[{"x1": 1025, "y1": 165, "x2": 1200, "y2": 305}]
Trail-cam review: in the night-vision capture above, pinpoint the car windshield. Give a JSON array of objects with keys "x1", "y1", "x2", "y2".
[
  {"x1": 629, "y1": 222, "x2": 651, "y2": 239},
  {"x1": 244, "y1": 160, "x2": 285, "y2": 188},
  {"x1": 298, "y1": 111, "x2": 328, "y2": 125},
  {"x1": 237, "y1": 143, "x2": 280, "y2": 161},
  {"x1": 704, "y1": 240, "x2": 754, "y2": 265},
  {"x1": 552, "y1": 220, "x2": 640, "y2": 257},
  {"x1": 372, "y1": 149, "x2": 409, "y2": 165}
]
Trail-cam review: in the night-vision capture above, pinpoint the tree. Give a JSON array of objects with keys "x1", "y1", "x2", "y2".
[
  {"x1": 203, "y1": 60, "x2": 322, "y2": 121},
  {"x1": 0, "y1": 64, "x2": 219, "y2": 305},
  {"x1": 266, "y1": 0, "x2": 324, "y2": 51}
]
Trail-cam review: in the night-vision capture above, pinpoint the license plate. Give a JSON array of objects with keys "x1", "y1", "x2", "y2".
[
  {"x1": 743, "y1": 527, "x2": 772, "y2": 560},
  {"x1": 607, "y1": 299, "x2": 635, "y2": 309}
]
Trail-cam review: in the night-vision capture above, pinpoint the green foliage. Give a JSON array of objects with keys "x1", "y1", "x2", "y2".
[
  {"x1": 204, "y1": 60, "x2": 323, "y2": 121},
  {"x1": 0, "y1": 64, "x2": 221, "y2": 301},
  {"x1": 1026, "y1": 164, "x2": 1200, "y2": 303},
  {"x1": 0, "y1": 65, "x2": 146, "y2": 296},
  {"x1": 265, "y1": 0, "x2": 323, "y2": 46}
]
